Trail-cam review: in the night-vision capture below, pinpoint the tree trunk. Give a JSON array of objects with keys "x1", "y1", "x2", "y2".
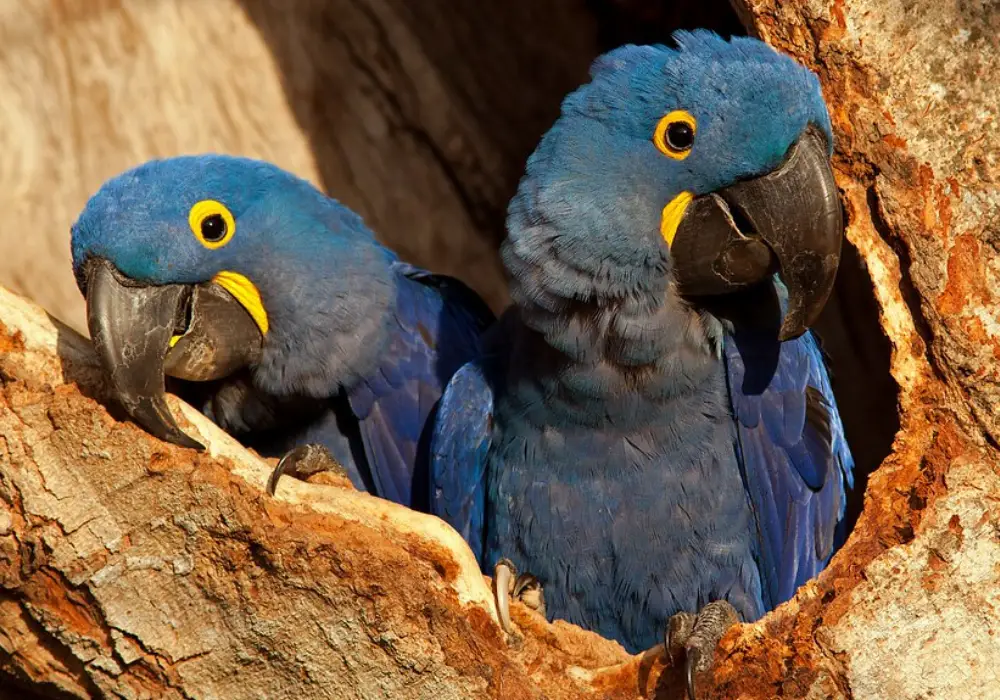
[{"x1": 1, "y1": 0, "x2": 998, "y2": 698}]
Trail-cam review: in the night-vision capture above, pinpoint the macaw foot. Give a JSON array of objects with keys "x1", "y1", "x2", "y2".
[
  {"x1": 665, "y1": 600, "x2": 739, "y2": 700},
  {"x1": 493, "y1": 558, "x2": 546, "y2": 635},
  {"x1": 266, "y1": 443, "x2": 343, "y2": 496}
]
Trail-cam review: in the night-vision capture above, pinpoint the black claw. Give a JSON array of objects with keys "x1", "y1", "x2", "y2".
[
  {"x1": 686, "y1": 647, "x2": 700, "y2": 700},
  {"x1": 266, "y1": 449, "x2": 298, "y2": 496},
  {"x1": 266, "y1": 444, "x2": 341, "y2": 496}
]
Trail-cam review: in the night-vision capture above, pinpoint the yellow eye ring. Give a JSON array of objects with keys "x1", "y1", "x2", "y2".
[
  {"x1": 653, "y1": 110, "x2": 697, "y2": 160},
  {"x1": 189, "y1": 199, "x2": 236, "y2": 249}
]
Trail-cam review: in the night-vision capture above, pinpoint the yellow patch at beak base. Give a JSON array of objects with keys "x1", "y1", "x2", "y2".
[
  {"x1": 660, "y1": 191, "x2": 694, "y2": 248},
  {"x1": 212, "y1": 271, "x2": 269, "y2": 335}
]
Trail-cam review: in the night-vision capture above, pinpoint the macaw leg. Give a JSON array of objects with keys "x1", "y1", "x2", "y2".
[
  {"x1": 665, "y1": 600, "x2": 739, "y2": 700},
  {"x1": 266, "y1": 444, "x2": 344, "y2": 496},
  {"x1": 493, "y1": 558, "x2": 546, "y2": 635}
]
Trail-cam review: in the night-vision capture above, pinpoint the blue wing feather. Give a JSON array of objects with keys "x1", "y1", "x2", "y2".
[
  {"x1": 724, "y1": 320, "x2": 854, "y2": 609},
  {"x1": 428, "y1": 360, "x2": 494, "y2": 563},
  {"x1": 347, "y1": 262, "x2": 494, "y2": 509},
  {"x1": 428, "y1": 311, "x2": 516, "y2": 563}
]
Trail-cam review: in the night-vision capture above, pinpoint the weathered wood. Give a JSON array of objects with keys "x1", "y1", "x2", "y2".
[{"x1": 0, "y1": 287, "x2": 652, "y2": 699}]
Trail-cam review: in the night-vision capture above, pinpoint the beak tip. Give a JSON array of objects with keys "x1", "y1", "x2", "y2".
[
  {"x1": 176, "y1": 433, "x2": 206, "y2": 452},
  {"x1": 136, "y1": 409, "x2": 206, "y2": 452},
  {"x1": 778, "y1": 312, "x2": 810, "y2": 342},
  {"x1": 85, "y1": 259, "x2": 208, "y2": 453}
]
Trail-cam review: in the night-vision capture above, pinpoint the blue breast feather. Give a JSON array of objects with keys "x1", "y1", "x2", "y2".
[{"x1": 431, "y1": 305, "x2": 854, "y2": 619}]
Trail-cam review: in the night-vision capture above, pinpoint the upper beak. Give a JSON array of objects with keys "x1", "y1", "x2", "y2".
[
  {"x1": 669, "y1": 125, "x2": 843, "y2": 340},
  {"x1": 84, "y1": 258, "x2": 263, "y2": 449}
]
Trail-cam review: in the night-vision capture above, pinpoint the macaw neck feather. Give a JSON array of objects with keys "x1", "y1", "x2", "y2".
[
  {"x1": 250, "y1": 234, "x2": 397, "y2": 400},
  {"x1": 502, "y1": 188, "x2": 723, "y2": 430}
]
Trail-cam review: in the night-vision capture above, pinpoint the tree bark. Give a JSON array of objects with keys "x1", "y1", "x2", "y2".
[
  {"x1": 2, "y1": 0, "x2": 999, "y2": 698},
  {"x1": 0, "y1": 287, "x2": 651, "y2": 699}
]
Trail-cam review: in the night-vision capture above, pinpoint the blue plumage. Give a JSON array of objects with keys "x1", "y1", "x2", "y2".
[
  {"x1": 430, "y1": 31, "x2": 853, "y2": 653},
  {"x1": 722, "y1": 284, "x2": 854, "y2": 607},
  {"x1": 71, "y1": 155, "x2": 492, "y2": 507}
]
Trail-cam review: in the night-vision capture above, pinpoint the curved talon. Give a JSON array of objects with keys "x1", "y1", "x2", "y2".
[
  {"x1": 267, "y1": 444, "x2": 340, "y2": 496},
  {"x1": 671, "y1": 600, "x2": 738, "y2": 700},
  {"x1": 266, "y1": 449, "x2": 300, "y2": 496},
  {"x1": 685, "y1": 647, "x2": 701, "y2": 700},
  {"x1": 493, "y1": 558, "x2": 516, "y2": 634}
]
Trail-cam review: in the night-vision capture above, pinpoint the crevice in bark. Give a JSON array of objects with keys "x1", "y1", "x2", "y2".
[
  {"x1": 0, "y1": 592, "x2": 101, "y2": 700},
  {"x1": 814, "y1": 239, "x2": 899, "y2": 531},
  {"x1": 865, "y1": 183, "x2": 945, "y2": 383},
  {"x1": 0, "y1": 677, "x2": 68, "y2": 700}
]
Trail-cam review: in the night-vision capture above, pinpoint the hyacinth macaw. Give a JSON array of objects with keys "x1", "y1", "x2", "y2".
[
  {"x1": 430, "y1": 31, "x2": 854, "y2": 694},
  {"x1": 71, "y1": 155, "x2": 493, "y2": 508}
]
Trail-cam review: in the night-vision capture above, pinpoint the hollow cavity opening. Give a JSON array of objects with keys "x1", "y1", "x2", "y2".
[
  {"x1": 242, "y1": 0, "x2": 898, "y2": 582},
  {"x1": 813, "y1": 240, "x2": 899, "y2": 532}
]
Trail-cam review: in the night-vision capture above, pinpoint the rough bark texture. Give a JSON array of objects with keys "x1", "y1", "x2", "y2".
[
  {"x1": 1, "y1": 0, "x2": 998, "y2": 698},
  {"x1": 0, "y1": 287, "x2": 658, "y2": 699}
]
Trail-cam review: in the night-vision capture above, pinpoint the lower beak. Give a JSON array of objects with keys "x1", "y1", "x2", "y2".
[
  {"x1": 669, "y1": 126, "x2": 843, "y2": 340},
  {"x1": 85, "y1": 258, "x2": 263, "y2": 449}
]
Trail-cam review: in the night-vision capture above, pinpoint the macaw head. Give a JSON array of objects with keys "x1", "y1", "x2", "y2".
[
  {"x1": 504, "y1": 31, "x2": 842, "y2": 341},
  {"x1": 71, "y1": 155, "x2": 395, "y2": 449}
]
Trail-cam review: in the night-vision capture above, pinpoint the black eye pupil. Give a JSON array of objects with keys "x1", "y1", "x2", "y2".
[
  {"x1": 201, "y1": 213, "x2": 227, "y2": 242},
  {"x1": 666, "y1": 122, "x2": 694, "y2": 151}
]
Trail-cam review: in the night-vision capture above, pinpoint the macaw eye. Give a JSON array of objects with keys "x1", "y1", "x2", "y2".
[
  {"x1": 653, "y1": 110, "x2": 697, "y2": 160},
  {"x1": 666, "y1": 122, "x2": 694, "y2": 151},
  {"x1": 201, "y1": 214, "x2": 227, "y2": 242},
  {"x1": 189, "y1": 200, "x2": 236, "y2": 249}
]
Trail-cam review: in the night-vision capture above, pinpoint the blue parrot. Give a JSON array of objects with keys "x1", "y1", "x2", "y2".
[
  {"x1": 71, "y1": 155, "x2": 493, "y2": 508},
  {"x1": 430, "y1": 31, "x2": 854, "y2": 691}
]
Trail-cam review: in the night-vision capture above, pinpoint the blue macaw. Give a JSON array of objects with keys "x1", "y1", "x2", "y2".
[
  {"x1": 430, "y1": 31, "x2": 854, "y2": 691},
  {"x1": 71, "y1": 155, "x2": 493, "y2": 508}
]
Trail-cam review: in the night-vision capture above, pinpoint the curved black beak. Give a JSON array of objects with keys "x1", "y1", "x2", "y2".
[
  {"x1": 670, "y1": 126, "x2": 843, "y2": 340},
  {"x1": 85, "y1": 258, "x2": 263, "y2": 450}
]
